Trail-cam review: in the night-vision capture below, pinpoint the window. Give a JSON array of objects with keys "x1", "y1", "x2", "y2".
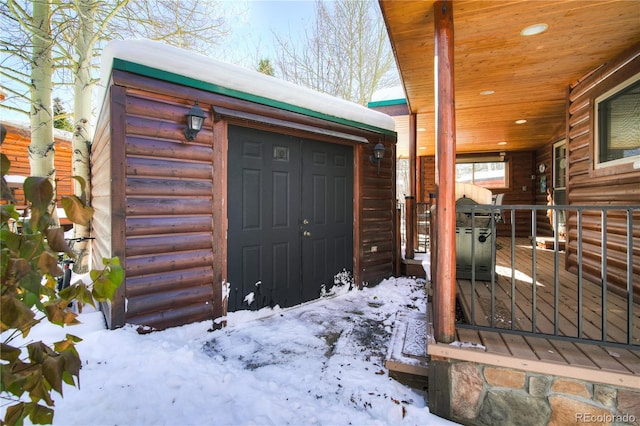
[
  {"x1": 595, "y1": 73, "x2": 640, "y2": 167},
  {"x1": 456, "y1": 161, "x2": 506, "y2": 189}
]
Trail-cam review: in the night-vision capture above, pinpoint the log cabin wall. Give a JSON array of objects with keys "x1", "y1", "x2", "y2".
[
  {"x1": 91, "y1": 87, "x2": 124, "y2": 329},
  {"x1": 0, "y1": 122, "x2": 74, "y2": 208},
  {"x1": 358, "y1": 136, "x2": 397, "y2": 284},
  {"x1": 92, "y1": 68, "x2": 397, "y2": 330},
  {"x1": 93, "y1": 73, "x2": 221, "y2": 331},
  {"x1": 565, "y1": 44, "x2": 640, "y2": 293},
  {"x1": 419, "y1": 151, "x2": 536, "y2": 237}
]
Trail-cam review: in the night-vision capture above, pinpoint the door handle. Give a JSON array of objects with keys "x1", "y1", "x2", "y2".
[{"x1": 303, "y1": 231, "x2": 311, "y2": 237}]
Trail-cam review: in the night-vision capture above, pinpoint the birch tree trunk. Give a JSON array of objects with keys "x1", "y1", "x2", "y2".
[
  {"x1": 70, "y1": 0, "x2": 97, "y2": 271},
  {"x1": 29, "y1": 0, "x2": 58, "y2": 225}
]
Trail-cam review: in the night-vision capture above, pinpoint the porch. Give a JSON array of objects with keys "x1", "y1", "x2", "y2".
[
  {"x1": 389, "y1": 235, "x2": 639, "y2": 388},
  {"x1": 388, "y1": 229, "x2": 639, "y2": 423},
  {"x1": 442, "y1": 236, "x2": 639, "y2": 388}
]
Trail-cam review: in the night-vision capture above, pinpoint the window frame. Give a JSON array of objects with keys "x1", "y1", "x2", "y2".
[
  {"x1": 594, "y1": 72, "x2": 640, "y2": 169},
  {"x1": 455, "y1": 159, "x2": 508, "y2": 189}
]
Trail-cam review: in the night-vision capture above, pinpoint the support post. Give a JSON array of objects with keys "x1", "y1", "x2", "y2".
[
  {"x1": 409, "y1": 113, "x2": 418, "y2": 250},
  {"x1": 395, "y1": 203, "x2": 402, "y2": 276},
  {"x1": 434, "y1": 0, "x2": 456, "y2": 343},
  {"x1": 405, "y1": 196, "x2": 415, "y2": 259}
]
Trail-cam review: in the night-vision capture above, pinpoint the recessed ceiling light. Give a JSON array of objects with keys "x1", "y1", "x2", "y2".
[
  {"x1": 419, "y1": 147, "x2": 427, "y2": 150},
  {"x1": 498, "y1": 141, "x2": 508, "y2": 145},
  {"x1": 418, "y1": 127, "x2": 426, "y2": 132},
  {"x1": 515, "y1": 119, "x2": 527, "y2": 124},
  {"x1": 520, "y1": 23, "x2": 548, "y2": 36},
  {"x1": 480, "y1": 90, "x2": 495, "y2": 96}
]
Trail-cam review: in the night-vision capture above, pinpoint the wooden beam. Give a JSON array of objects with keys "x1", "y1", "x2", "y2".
[
  {"x1": 409, "y1": 113, "x2": 418, "y2": 250},
  {"x1": 434, "y1": 0, "x2": 456, "y2": 343},
  {"x1": 405, "y1": 195, "x2": 415, "y2": 259},
  {"x1": 211, "y1": 117, "x2": 228, "y2": 329},
  {"x1": 403, "y1": 113, "x2": 418, "y2": 260}
]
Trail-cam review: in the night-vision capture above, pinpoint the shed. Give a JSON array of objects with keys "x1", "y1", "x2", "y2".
[{"x1": 93, "y1": 40, "x2": 398, "y2": 330}]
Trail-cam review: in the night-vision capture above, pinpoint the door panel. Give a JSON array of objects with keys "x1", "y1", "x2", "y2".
[
  {"x1": 228, "y1": 125, "x2": 353, "y2": 311},
  {"x1": 300, "y1": 141, "x2": 354, "y2": 302},
  {"x1": 228, "y1": 126, "x2": 302, "y2": 311}
]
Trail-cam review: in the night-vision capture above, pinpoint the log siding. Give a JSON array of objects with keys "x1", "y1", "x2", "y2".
[
  {"x1": 565, "y1": 45, "x2": 640, "y2": 295},
  {"x1": 0, "y1": 123, "x2": 74, "y2": 209}
]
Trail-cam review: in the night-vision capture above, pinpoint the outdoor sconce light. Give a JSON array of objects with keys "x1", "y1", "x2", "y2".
[
  {"x1": 370, "y1": 142, "x2": 386, "y2": 175},
  {"x1": 184, "y1": 100, "x2": 205, "y2": 141}
]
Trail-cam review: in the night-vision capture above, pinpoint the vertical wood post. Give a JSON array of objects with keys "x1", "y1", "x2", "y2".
[
  {"x1": 211, "y1": 115, "x2": 228, "y2": 329},
  {"x1": 434, "y1": 0, "x2": 456, "y2": 343},
  {"x1": 409, "y1": 113, "x2": 418, "y2": 251},
  {"x1": 405, "y1": 196, "x2": 415, "y2": 259},
  {"x1": 395, "y1": 204, "x2": 402, "y2": 276}
]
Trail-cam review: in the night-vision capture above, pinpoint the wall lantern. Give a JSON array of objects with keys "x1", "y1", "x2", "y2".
[
  {"x1": 370, "y1": 142, "x2": 386, "y2": 175},
  {"x1": 184, "y1": 100, "x2": 205, "y2": 141}
]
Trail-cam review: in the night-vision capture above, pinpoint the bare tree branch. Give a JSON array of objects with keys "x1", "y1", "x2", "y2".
[{"x1": 273, "y1": 0, "x2": 399, "y2": 106}]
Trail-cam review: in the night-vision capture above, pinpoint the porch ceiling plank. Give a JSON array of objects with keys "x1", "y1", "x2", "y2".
[{"x1": 379, "y1": 0, "x2": 640, "y2": 155}]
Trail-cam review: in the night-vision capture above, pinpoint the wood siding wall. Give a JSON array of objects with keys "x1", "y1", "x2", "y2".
[
  {"x1": 565, "y1": 45, "x2": 640, "y2": 293},
  {"x1": 0, "y1": 123, "x2": 74, "y2": 208},
  {"x1": 359, "y1": 137, "x2": 397, "y2": 284},
  {"x1": 91, "y1": 87, "x2": 123, "y2": 328},
  {"x1": 419, "y1": 151, "x2": 536, "y2": 237},
  {"x1": 93, "y1": 69, "x2": 397, "y2": 330}
]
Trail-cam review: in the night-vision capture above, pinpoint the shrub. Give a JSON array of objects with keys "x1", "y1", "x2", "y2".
[{"x1": 1, "y1": 151, "x2": 123, "y2": 425}]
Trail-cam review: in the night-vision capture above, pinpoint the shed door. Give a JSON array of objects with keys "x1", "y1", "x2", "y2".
[{"x1": 227, "y1": 125, "x2": 353, "y2": 311}]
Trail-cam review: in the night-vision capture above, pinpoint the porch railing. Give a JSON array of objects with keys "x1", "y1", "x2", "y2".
[
  {"x1": 426, "y1": 203, "x2": 639, "y2": 349},
  {"x1": 398, "y1": 202, "x2": 431, "y2": 253}
]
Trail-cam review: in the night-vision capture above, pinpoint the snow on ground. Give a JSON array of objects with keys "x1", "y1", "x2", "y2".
[{"x1": 6, "y1": 277, "x2": 458, "y2": 426}]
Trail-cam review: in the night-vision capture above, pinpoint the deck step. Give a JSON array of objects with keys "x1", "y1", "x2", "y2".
[
  {"x1": 535, "y1": 236, "x2": 565, "y2": 251},
  {"x1": 401, "y1": 258, "x2": 427, "y2": 277},
  {"x1": 385, "y1": 311, "x2": 430, "y2": 381}
]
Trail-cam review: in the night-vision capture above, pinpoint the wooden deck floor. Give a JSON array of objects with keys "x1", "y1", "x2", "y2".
[{"x1": 437, "y1": 237, "x2": 640, "y2": 388}]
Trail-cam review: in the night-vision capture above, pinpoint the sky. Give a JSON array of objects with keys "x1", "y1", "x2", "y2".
[
  {"x1": 238, "y1": 0, "x2": 317, "y2": 44},
  {"x1": 1, "y1": 277, "x2": 458, "y2": 426}
]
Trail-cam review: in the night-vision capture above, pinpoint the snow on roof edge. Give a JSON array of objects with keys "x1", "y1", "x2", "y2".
[
  {"x1": 100, "y1": 39, "x2": 395, "y2": 134},
  {"x1": 1, "y1": 119, "x2": 73, "y2": 141}
]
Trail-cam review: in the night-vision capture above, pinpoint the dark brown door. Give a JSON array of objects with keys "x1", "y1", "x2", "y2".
[{"x1": 227, "y1": 125, "x2": 353, "y2": 311}]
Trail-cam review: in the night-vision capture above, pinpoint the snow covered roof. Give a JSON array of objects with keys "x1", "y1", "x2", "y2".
[
  {"x1": 1, "y1": 119, "x2": 73, "y2": 141},
  {"x1": 100, "y1": 39, "x2": 395, "y2": 134},
  {"x1": 371, "y1": 86, "x2": 406, "y2": 103}
]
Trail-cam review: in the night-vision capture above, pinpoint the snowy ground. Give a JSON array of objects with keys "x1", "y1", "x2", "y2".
[{"x1": 5, "y1": 277, "x2": 458, "y2": 426}]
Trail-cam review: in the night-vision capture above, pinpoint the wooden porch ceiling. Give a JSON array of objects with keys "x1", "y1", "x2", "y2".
[{"x1": 378, "y1": 1, "x2": 640, "y2": 157}]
